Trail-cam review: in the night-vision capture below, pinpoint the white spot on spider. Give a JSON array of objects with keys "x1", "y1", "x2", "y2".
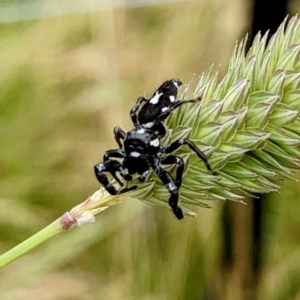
[
  {"x1": 149, "y1": 92, "x2": 163, "y2": 105},
  {"x1": 166, "y1": 182, "x2": 177, "y2": 191},
  {"x1": 150, "y1": 139, "x2": 159, "y2": 147},
  {"x1": 137, "y1": 128, "x2": 145, "y2": 134},
  {"x1": 173, "y1": 80, "x2": 179, "y2": 88},
  {"x1": 143, "y1": 122, "x2": 154, "y2": 128},
  {"x1": 169, "y1": 95, "x2": 175, "y2": 102},
  {"x1": 161, "y1": 107, "x2": 168, "y2": 112},
  {"x1": 130, "y1": 151, "x2": 141, "y2": 157},
  {"x1": 95, "y1": 164, "x2": 105, "y2": 172}
]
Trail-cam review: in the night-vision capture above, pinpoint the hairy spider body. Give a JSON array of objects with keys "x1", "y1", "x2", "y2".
[{"x1": 94, "y1": 79, "x2": 216, "y2": 219}]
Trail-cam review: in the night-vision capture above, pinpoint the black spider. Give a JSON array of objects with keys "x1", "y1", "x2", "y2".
[{"x1": 94, "y1": 79, "x2": 216, "y2": 219}]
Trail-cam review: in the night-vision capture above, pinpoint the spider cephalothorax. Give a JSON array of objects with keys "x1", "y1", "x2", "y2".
[{"x1": 94, "y1": 79, "x2": 216, "y2": 219}]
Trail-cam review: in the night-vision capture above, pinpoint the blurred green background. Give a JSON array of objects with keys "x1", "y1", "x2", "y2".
[{"x1": 1, "y1": 0, "x2": 300, "y2": 299}]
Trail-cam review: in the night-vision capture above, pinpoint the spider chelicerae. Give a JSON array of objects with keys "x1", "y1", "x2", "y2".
[{"x1": 94, "y1": 79, "x2": 216, "y2": 219}]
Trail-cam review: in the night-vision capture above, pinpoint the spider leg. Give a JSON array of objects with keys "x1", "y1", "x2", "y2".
[
  {"x1": 103, "y1": 149, "x2": 132, "y2": 181},
  {"x1": 110, "y1": 168, "x2": 124, "y2": 186},
  {"x1": 139, "y1": 170, "x2": 150, "y2": 182},
  {"x1": 94, "y1": 161, "x2": 119, "y2": 195},
  {"x1": 171, "y1": 96, "x2": 201, "y2": 109},
  {"x1": 151, "y1": 158, "x2": 183, "y2": 219},
  {"x1": 103, "y1": 149, "x2": 125, "y2": 161},
  {"x1": 103, "y1": 149, "x2": 126, "y2": 184},
  {"x1": 156, "y1": 97, "x2": 201, "y2": 120},
  {"x1": 161, "y1": 155, "x2": 184, "y2": 188},
  {"x1": 94, "y1": 161, "x2": 136, "y2": 195},
  {"x1": 164, "y1": 138, "x2": 216, "y2": 175},
  {"x1": 95, "y1": 150, "x2": 137, "y2": 194},
  {"x1": 113, "y1": 126, "x2": 126, "y2": 149},
  {"x1": 130, "y1": 96, "x2": 147, "y2": 126}
]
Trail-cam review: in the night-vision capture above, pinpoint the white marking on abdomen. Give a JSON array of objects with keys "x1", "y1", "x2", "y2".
[
  {"x1": 143, "y1": 122, "x2": 154, "y2": 128},
  {"x1": 149, "y1": 92, "x2": 163, "y2": 104},
  {"x1": 169, "y1": 95, "x2": 175, "y2": 102},
  {"x1": 161, "y1": 107, "x2": 168, "y2": 112},
  {"x1": 173, "y1": 80, "x2": 179, "y2": 88}
]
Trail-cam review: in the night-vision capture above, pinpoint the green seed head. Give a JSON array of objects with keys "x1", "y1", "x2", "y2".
[{"x1": 127, "y1": 16, "x2": 300, "y2": 216}]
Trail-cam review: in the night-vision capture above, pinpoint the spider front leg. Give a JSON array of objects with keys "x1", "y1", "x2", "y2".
[
  {"x1": 94, "y1": 161, "x2": 135, "y2": 195},
  {"x1": 95, "y1": 150, "x2": 136, "y2": 195},
  {"x1": 164, "y1": 138, "x2": 216, "y2": 175},
  {"x1": 113, "y1": 126, "x2": 126, "y2": 149},
  {"x1": 151, "y1": 158, "x2": 183, "y2": 220},
  {"x1": 130, "y1": 96, "x2": 147, "y2": 126},
  {"x1": 103, "y1": 149, "x2": 133, "y2": 182}
]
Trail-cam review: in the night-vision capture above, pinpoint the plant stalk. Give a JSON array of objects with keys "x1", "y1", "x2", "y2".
[{"x1": 0, "y1": 219, "x2": 63, "y2": 269}]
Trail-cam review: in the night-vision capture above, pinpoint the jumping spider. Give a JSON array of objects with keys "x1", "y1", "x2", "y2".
[{"x1": 94, "y1": 79, "x2": 216, "y2": 219}]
